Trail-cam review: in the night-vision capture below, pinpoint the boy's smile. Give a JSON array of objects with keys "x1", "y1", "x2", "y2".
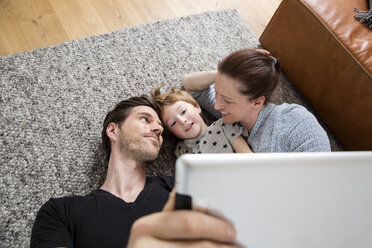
[{"x1": 162, "y1": 101, "x2": 207, "y2": 140}]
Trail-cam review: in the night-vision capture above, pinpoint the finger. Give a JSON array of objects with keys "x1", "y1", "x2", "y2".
[
  {"x1": 143, "y1": 210, "x2": 237, "y2": 243},
  {"x1": 163, "y1": 188, "x2": 209, "y2": 214},
  {"x1": 131, "y1": 236, "x2": 241, "y2": 248},
  {"x1": 256, "y1": 48, "x2": 270, "y2": 55},
  {"x1": 162, "y1": 188, "x2": 176, "y2": 211}
]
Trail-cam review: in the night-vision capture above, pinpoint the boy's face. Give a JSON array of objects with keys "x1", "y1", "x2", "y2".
[{"x1": 162, "y1": 101, "x2": 207, "y2": 140}]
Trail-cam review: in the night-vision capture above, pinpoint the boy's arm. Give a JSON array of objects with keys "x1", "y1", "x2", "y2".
[
  {"x1": 232, "y1": 135, "x2": 252, "y2": 153},
  {"x1": 182, "y1": 71, "x2": 217, "y2": 91}
]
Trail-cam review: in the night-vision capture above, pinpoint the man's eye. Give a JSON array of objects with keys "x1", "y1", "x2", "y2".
[{"x1": 141, "y1": 117, "x2": 148, "y2": 122}]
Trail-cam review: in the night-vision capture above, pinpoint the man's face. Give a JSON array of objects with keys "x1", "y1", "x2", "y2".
[{"x1": 118, "y1": 106, "x2": 164, "y2": 163}]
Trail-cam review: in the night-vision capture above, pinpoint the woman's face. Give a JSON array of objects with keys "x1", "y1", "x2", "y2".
[{"x1": 214, "y1": 72, "x2": 259, "y2": 127}]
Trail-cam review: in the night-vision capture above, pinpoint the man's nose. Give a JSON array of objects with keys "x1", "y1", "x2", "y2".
[{"x1": 151, "y1": 122, "x2": 163, "y2": 135}]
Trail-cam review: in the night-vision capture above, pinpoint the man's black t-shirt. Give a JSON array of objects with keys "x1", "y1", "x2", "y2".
[{"x1": 30, "y1": 176, "x2": 174, "y2": 248}]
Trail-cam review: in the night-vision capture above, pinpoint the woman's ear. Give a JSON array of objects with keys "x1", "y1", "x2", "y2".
[{"x1": 253, "y1": 96, "x2": 265, "y2": 106}]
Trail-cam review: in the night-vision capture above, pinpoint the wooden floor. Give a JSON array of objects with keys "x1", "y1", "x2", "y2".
[{"x1": 0, "y1": 0, "x2": 282, "y2": 56}]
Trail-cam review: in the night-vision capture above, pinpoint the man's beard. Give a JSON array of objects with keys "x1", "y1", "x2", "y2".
[{"x1": 118, "y1": 129, "x2": 160, "y2": 163}]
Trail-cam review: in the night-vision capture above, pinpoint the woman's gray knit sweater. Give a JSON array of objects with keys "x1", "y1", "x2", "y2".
[{"x1": 191, "y1": 85, "x2": 331, "y2": 152}]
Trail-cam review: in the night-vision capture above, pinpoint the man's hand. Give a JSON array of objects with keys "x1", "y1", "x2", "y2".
[{"x1": 127, "y1": 190, "x2": 240, "y2": 247}]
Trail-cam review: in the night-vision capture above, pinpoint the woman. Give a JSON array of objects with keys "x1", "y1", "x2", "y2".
[{"x1": 182, "y1": 48, "x2": 331, "y2": 152}]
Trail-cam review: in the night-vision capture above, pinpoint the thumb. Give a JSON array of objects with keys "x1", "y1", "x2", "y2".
[{"x1": 162, "y1": 188, "x2": 176, "y2": 211}]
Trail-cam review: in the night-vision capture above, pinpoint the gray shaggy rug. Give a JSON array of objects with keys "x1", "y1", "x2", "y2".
[{"x1": 0, "y1": 10, "x2": 344, "y2": 247}]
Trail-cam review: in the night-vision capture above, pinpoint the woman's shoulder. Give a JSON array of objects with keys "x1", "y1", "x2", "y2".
[
  {"x1": 271, "y1": 103, "x2": 316, "y2": 120},
  {"x1": 259, "y1": 103, "x2": 321, "y2": 132}
]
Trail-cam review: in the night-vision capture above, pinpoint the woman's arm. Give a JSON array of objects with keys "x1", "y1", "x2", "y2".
[
  {"x1": 182, "y1": 71, "x2": 217, "y2": 91},
  {"x1": 232, "y1": 135, "x2": 252, "y2": 153}
]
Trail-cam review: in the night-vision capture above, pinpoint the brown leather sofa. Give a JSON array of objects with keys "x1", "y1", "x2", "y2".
[{"x1": 259, "y1": 0, "x2": 372, "y2": 150}]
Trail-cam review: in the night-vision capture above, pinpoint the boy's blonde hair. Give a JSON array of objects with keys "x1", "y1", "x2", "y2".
[{"x1": 151, "y1": 84, "x2": 199, "y2": 114}]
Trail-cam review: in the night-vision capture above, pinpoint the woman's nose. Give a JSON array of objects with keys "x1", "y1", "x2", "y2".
[{"x1": 214, "y1": 96, "x2": 223, "y2": 110}]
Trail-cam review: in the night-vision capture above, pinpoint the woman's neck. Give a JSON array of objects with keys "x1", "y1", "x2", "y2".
[{"x1": 241, "y1": 104, "x2": 266, "y2": 133}]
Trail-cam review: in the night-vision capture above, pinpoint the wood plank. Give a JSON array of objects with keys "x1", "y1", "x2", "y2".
[
  {"x1": 163, "y1": 0, "x2": 203, "y2": 17},
  {"x1": 236, "y1": 0, "x2": 282, "y2": 37},
  {"x1": 49, "y1": 0, "x2": 109, "y2": 40},
  {"x1": 0, "y1": 0, "x2": 68, "y2": 54},
  {"x1": 0, "y1": 1, "x2": 23, "y2": 56},
  {"x1": 28, "y1": 0, "x2": 69, "y2": 46},
  {"x1": 129, "y1": 0, "x2": 176, "y2": 24},
  {"x1": 0, "y1": 0, "x2": 282, "y2": 56},
  {"x1": 90, "y1": 0, "x2": 143, "y2": 31}
]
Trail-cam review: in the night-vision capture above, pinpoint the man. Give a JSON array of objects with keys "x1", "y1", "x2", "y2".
[{"x1": 31, "y1": 96, "x2": 238, "y2": 248}]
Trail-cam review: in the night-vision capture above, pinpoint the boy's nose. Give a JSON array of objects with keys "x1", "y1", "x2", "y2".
[{"x1": 178, "y1": 116, "x2": 187, "y2": 125}]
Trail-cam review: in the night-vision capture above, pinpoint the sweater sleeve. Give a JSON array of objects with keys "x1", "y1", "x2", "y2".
[
  {"x1": 284, "y1": 107, "x2": 331, "y2": 152},
  {"x1": 189, "y1": 84, "x2": 221, "y2": 120},
  {"x1": 30, "y1": 198, "x2": 74, "y2": 248}
]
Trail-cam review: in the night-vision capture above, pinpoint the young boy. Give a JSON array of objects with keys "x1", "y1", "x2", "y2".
[{"x1": 151, "y1": 85, "x2": 252, "y2": 157}]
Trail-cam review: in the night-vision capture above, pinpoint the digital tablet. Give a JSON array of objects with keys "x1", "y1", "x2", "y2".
[{"x1": 175, "y1": 152, "x2": 372, "y2": 248}]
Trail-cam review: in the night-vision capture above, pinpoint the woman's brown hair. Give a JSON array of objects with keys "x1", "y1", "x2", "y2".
[{"x1": 218, "y1": 48, "x2": 280, "y2": 103}]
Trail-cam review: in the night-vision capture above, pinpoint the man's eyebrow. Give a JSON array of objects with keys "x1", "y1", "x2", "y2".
[
  {"x1": 137, "y1": 112, "x2": 152, "y2": 117},
  {"x1": 137, "y1": 112, "x2": 163, "y2": 127}
]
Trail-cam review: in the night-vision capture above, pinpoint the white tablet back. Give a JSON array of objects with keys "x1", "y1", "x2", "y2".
[{"x1": 175, "y1": 152, "x2": 372, "y2": 248}]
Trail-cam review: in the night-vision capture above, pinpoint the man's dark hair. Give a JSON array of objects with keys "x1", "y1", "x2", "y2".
[{"x1": 101, "y1": 95, "x2": 160, "y2": 161}]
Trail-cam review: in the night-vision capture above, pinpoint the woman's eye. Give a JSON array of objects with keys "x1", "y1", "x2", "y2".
[
  {"x1": 181, "y1": 109, "x2": 186, "y2": 115},
  {"x1": 170, "y1": 121, "x2": 176, "y2": 127}
]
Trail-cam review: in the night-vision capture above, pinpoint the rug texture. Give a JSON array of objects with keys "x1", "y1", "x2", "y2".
[{"x1": 0, "y1": 10, "x2": 344, "y2": 247}]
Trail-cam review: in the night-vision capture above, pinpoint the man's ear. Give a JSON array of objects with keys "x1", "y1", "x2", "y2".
[{"x1": 106, "y1": 122, "x2": 119, "y2": 142}]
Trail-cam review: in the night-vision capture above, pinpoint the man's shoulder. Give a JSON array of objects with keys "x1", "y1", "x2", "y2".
[
  {"x1": 41, "y1": 191, "x2": 100, "y2": 210},
  {"x1": 148, "y1": 175, "x2": 175, "y2": 190}
]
